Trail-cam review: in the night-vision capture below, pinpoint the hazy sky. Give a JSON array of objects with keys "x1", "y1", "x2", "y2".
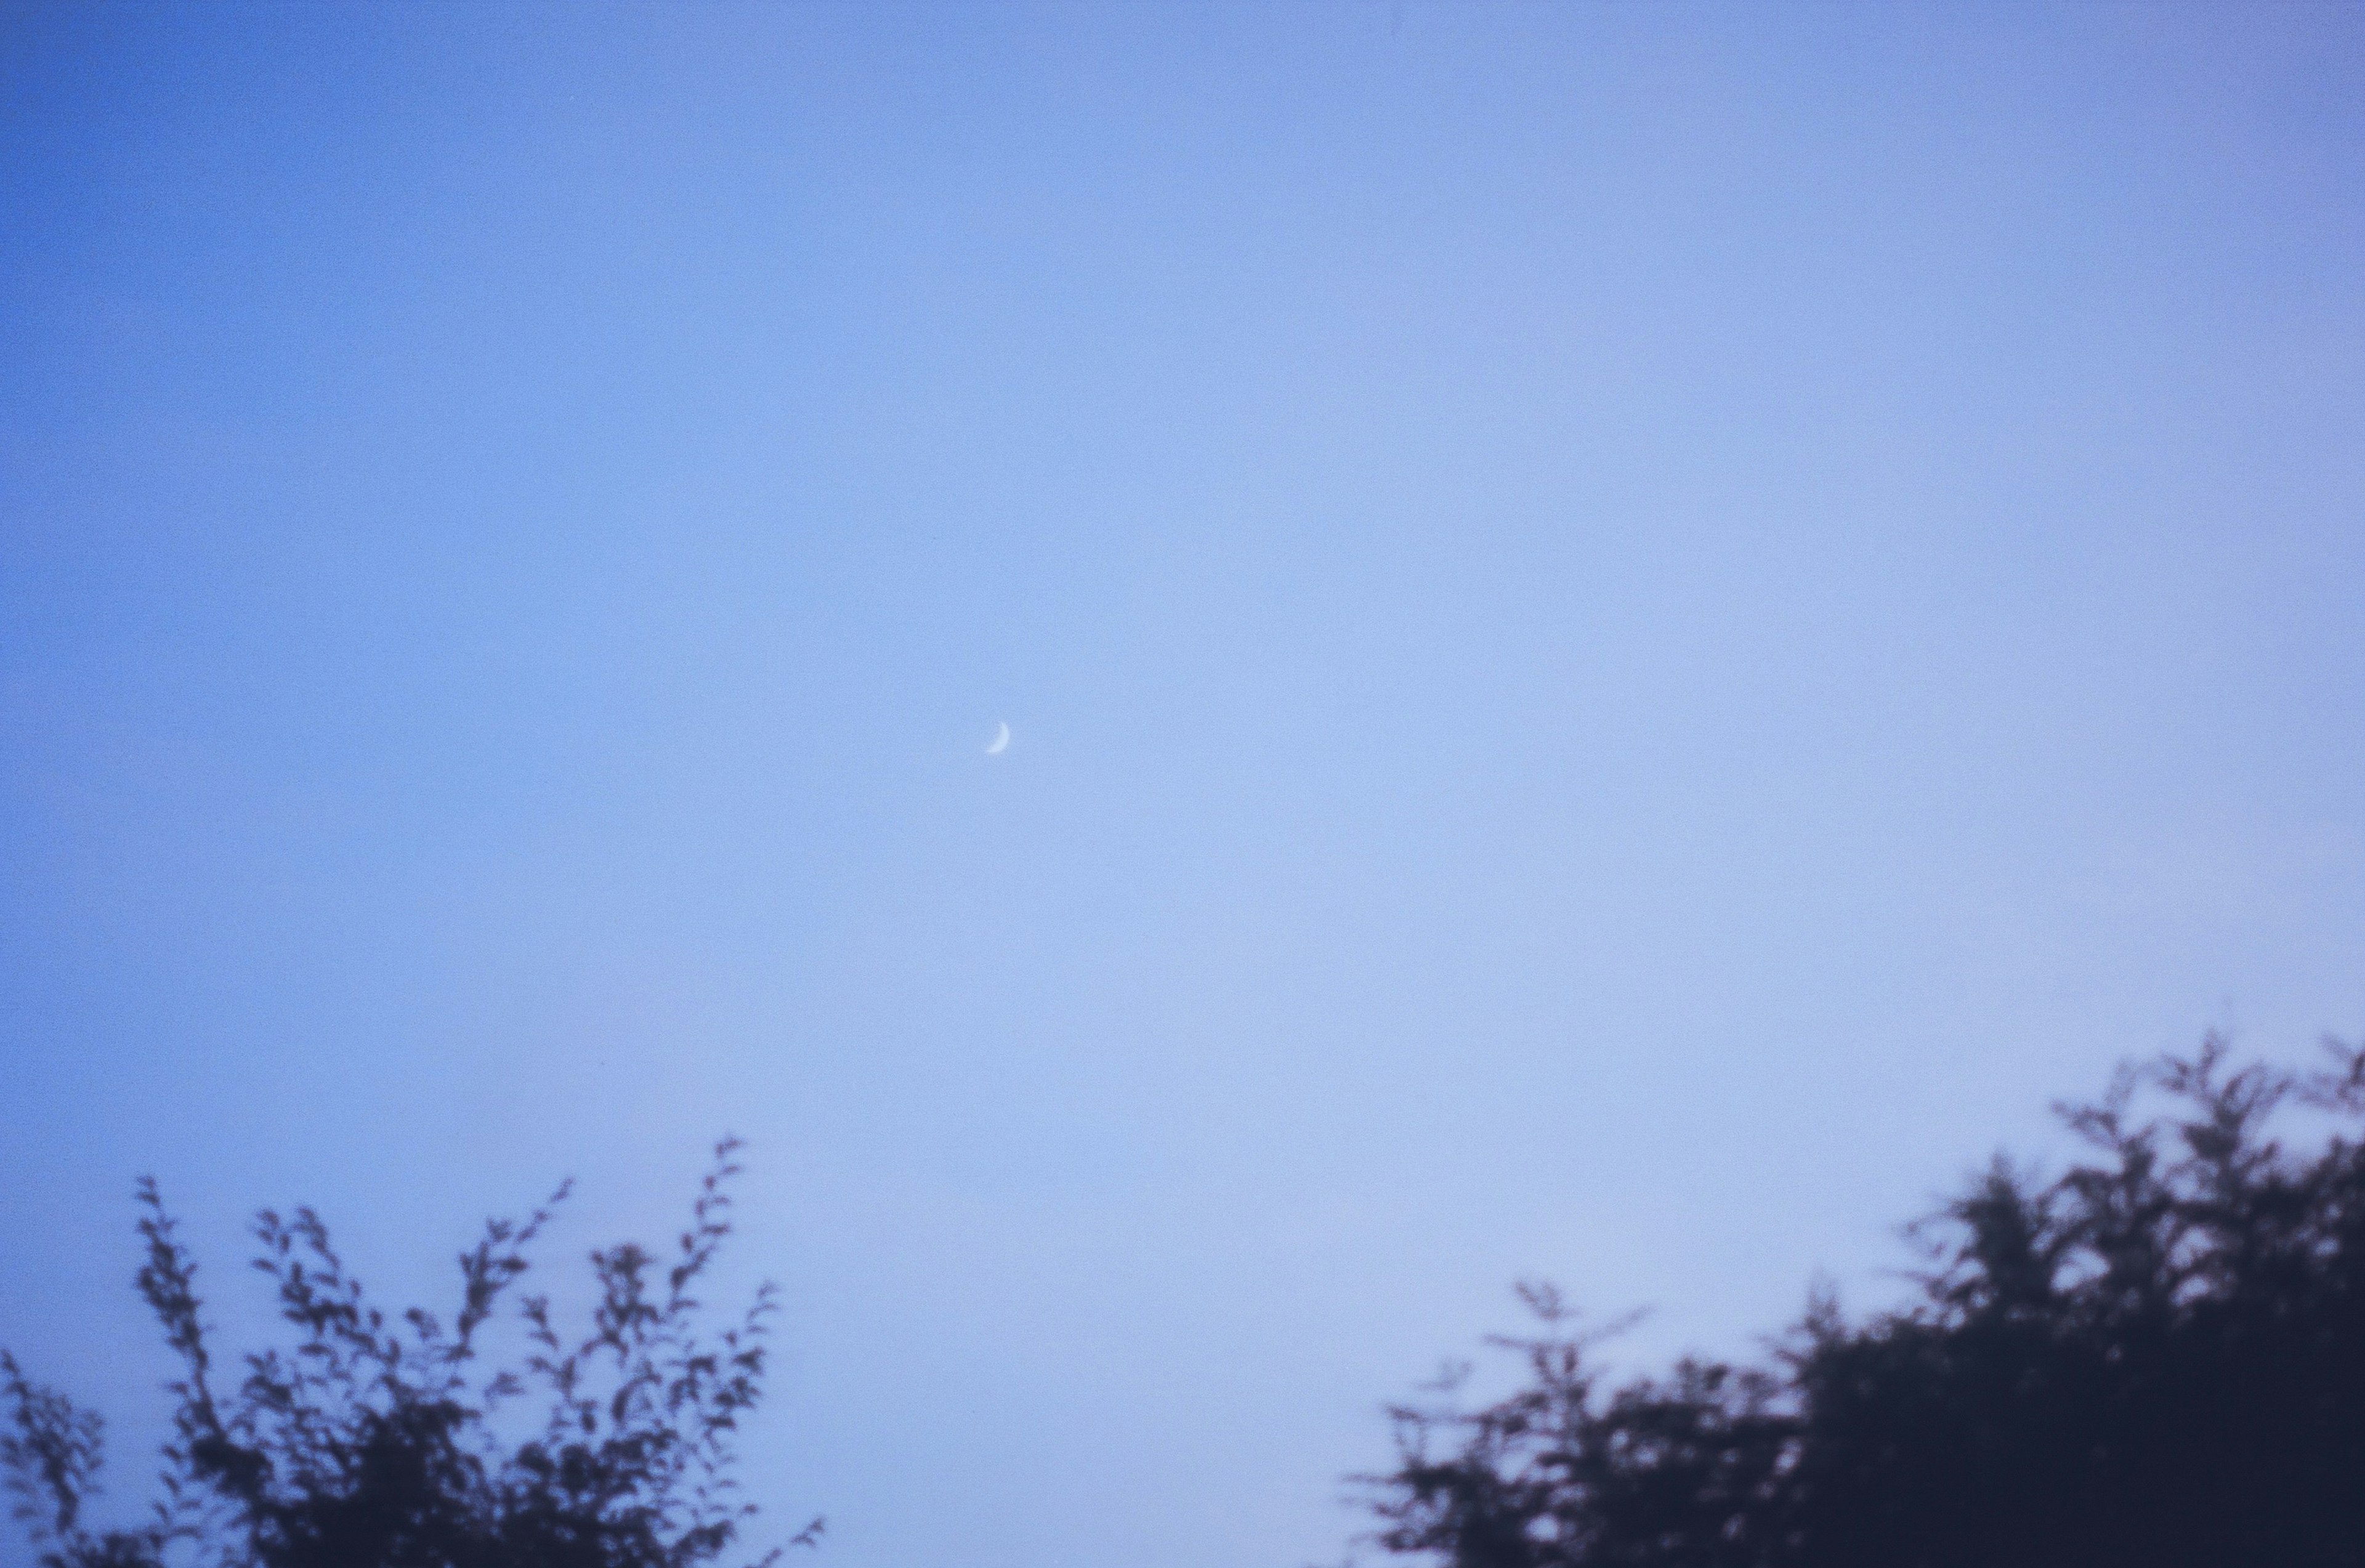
[{"x1": 4, "y1": 5, "x2": 2361, "y2": 1566}]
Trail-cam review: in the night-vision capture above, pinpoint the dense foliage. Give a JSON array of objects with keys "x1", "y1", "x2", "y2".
[
  {"x1": 1360, "y1": 1037, "x2": 2365, "y2": 1568},
  {"x1": 2, "y1": 1139, "x2": 811, "y2": 1568}
]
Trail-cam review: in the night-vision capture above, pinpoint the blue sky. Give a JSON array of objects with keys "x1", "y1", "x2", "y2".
[{"x1": 4, "y1": 5, "x2": 2361, "y2": 1566}]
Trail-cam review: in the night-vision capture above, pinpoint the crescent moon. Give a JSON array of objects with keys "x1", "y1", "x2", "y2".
[{"x1": 985, "y1": 721, "x2": 1010, "y2": 755}]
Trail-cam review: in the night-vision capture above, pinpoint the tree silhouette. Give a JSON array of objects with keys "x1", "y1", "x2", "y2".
[
  {"x1": 2, "y1": 1138, "x2": 814, "y2": 1568},
  {"x1": 1358, "y1": 1037, "x2": 2365, "y2": 1568}
]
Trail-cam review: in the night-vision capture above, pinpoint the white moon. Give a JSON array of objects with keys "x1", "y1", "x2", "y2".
[{"x1": 985, "y1": 721, "x2": 1010, "y2": 755}]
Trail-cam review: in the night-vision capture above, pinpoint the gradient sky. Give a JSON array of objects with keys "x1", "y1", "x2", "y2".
[{"x1": 3, "y1": 6, "x2": 2361, "y2": 1567}]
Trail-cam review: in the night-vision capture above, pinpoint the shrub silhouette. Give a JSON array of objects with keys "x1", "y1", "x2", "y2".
[
  {"x1": 2, "y1": 1138, "x2": 812, "y2": 1568},
  {"x1": 1359, "y1": 1037, "x2": 2365, "y2": 1568}
]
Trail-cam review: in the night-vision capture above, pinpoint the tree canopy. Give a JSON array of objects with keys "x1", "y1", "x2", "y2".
[
  {"x1": 13, "y1": 1041, "x2": 2361, "y2": 1567},
  {"x1": 1357, "y1": 1037, "x2": 2365, "y2": 1568},
  {"x1": 2, "y1": 1139, "x2": 811, "y2": 1568}
]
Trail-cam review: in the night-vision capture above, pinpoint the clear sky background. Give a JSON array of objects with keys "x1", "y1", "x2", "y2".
[{"x1": 3, "y1": 5, "x2": 2361, "y2": 1566}]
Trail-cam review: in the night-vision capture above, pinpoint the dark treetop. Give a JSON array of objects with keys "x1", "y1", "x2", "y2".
[
  {"x1": 1357, "y1": 1037, "x2": 2365, "y2": 1568},
  {"x1": 3, "y1": 1138, "x2": 814, "y2": 1568}
]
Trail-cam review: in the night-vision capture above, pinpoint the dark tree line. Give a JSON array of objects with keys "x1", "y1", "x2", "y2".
[
  {"x1": 1356, "y1": 1037, "x2": 2365, "y2": 1568},
  {"x1": 11, "y1": 1039, "x2": 2361, "y2": 1567},
  {"x1": 2, "y1": 1139, "x2": 812, "y2": 1568}
]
